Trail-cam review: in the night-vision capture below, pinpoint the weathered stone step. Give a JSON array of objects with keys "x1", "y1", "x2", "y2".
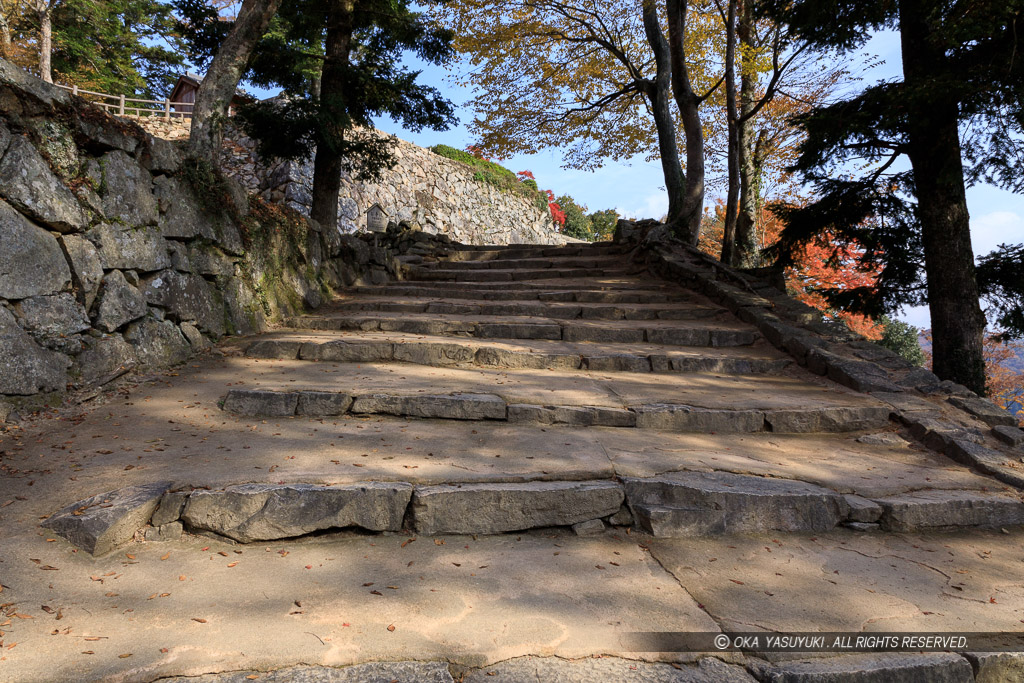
[
  {"x1": 355, "y1": 284, "x2": 690, "y2": 303},
  {"x1": 219, "y1": 359, "x2": 890, "y2": 424},
  {"x1": 445, "y1": 243, "x2": 628, "y2": 260},
  {"x1": 247, "y1": 333, "x2": 793, "y2": 375},
  {"x1": 417, "y1": 255, "x2": 623, "y2": 270},
  {"x1": 221, "y1": 387, "x2": 892, "y2": 434},
  {"x1": 44, "y1": 470, "x2": 1024, "y2": 555},
  {"x1": 624, "y1": 471, "x2": 852, "y2": 536},
  {"x1": 404, "y1": 266, "x2": 629, "y2": 282},
  {"x1": 315, "y1": 297, "x2": 723, "y2": 321},
  {"x1": 397, "y1": 277, "x2": 675, "y2": 291},
  {"x1": 286, "y1": 312, "x2": 759, "y2": 346}
]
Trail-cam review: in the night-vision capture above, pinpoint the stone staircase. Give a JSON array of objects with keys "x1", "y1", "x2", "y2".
[
  {"x1": 9, "y1": 238, "x2": 1024, "y2": 682},
  {"x1": 192, "y1": 240, "x2": 1023, "y2": 539}
]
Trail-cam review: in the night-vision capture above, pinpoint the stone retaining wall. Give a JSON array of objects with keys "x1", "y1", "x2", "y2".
[
  {"x1": 216, "y1": 126, "x2": 571, "y2": 246},
  {"x1": 0, "y1": 60, "x2": 409, "y2": 416}
]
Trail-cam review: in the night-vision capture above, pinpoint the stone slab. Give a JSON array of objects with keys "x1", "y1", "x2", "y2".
[
  {"x1": 623, "y1": 471, "x2": 849, "y2": 536},
  {"x1": 634, "y1": 404, "x2": 765, "y2": 432},
  {"x1": 874, "y1": 490, "x2": 1024, "y2": 531},
  {"x1": 162, "y1": 663, "x2": 454, "y2": 682},
  {"x1": 462, "y1": 656, "x2": 754, "y2": 682},
  {"x1": 754, "y1": 654, "x2": 973, "y2": 682},
  {"x1": 351, "y1": 393, "x2": 507, "y2": 420},
  {"x1": 411, "y1": 481, "x2": 624, "y2": 534},
  {"x1": 223, "y1": 389, "x2": 299, "y2": 417},
  {"x1": 765, "y1": 406, "x2": 892, "y2": 433},
  {"x1": 41, "y1": 481, "x2": 172, "y2": 555},
  {"x1": 181, "y1": 482, "x2": 413, "y2": 542}
]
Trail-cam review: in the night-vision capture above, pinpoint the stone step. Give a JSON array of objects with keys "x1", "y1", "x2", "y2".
[
  {"x1": 355, "y1": 284, "x2": 690, "y2": 303},
  {"x1": 44, "y1": 468, "x2": 1024, "y2": 554},
  {"x1": 398, "y1": 276, "x2": 676, "y2": 290},
  {"x1": 314, "y1": 297, "x2": 724, "y2": 321},
  {"x1": 218, "y1": 359, "x2": 890, "y2": 425},
  {"x1": 418, "y1": 255, "x2": 623, "y2": 270},
  {"x1": 246, "y1": 333, "x2": 793, "y2": 375},
  {"x1": 286, "y1": 312, "x2": 759, "y2": 346},
  {"x1": 445, "y1": 243, "x2": 627, "y2": 260},
  {"x1": 404, "y1": 266, "x2": 629, "y2": 282},
  {"x1": 221, "y1": 387, "x2": 892, "y2": 434}
]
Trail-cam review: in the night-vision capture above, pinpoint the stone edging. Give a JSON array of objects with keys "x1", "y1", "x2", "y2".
[{"x1": 621, "y1": 221, "x2": 1024, "y2": 489}]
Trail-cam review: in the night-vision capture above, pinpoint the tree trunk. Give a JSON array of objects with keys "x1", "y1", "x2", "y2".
[
  {"x1": 719, "y1": 0, "x2": 740, "y2": 265},
  {"x1": 38, "y1": 4, "x2": 51, "y2": 83},
  {"x1": 309, "y1": 0, "x2": 355, "y2": 232},
  {"x1": 641, "y1": 0, "x2": 686, "y2": 225},
  {"x1": 189, "y1": 0, "x2": 282, "y2": 165},
  {"x1": 898, "y1": 0, "x2": 987, "y2": 395},
  {"x1": 666, "y1": 0, "x2": 706, "y2": 244},
  {"x1": 0, "y1": 8, "x2": 14, "y2": 61},
  {"x1": 734, "y1": 0, "x2": 759, "y2": 266}
]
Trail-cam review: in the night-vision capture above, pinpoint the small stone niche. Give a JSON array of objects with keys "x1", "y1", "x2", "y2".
[{"x1": 365, "y1": 203, "x2": 388, "y2": 232}]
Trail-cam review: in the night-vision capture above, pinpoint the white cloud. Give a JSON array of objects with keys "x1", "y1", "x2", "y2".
[
  {"x1": 971, "y1": 211, "x2": 1024, "y2": 258},
  {"x1": 895, "y1": 304, "x2": 931, "y2": 330},
  {"x1": 616, "y1": 191, "x2": 669, "y2": 221}
]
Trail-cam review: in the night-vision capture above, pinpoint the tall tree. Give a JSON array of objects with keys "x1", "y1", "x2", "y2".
[
  {"x1": 217, "y1": 0, "x2": 456, "y2": 231},
  {"x1": 4, "y1": 0, "x2": 183, "y2": 95},
  {"x1": 759, "y1": 0, "x2": 1024, "y2": 395},
  {"x1": 664, "y1": 0, "x2": 715, "y2": 242},
  {"x1": 186, "y1": 0, "x2": 281, "y2": 164},
  {"x1": 713, "y1": 0, "x2": 802, "y2": 265},
  {"x1": 433, "y1": 0, "x2": 721, "y2": 240}
]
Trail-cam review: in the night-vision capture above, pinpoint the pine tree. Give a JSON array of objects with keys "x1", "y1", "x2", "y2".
[
  {"x1": 180, "y1": 0, "x2": 456, "y2": 231},
  {"x1": 760, "y1": 0, "x2": 1024, "y2": 395}
]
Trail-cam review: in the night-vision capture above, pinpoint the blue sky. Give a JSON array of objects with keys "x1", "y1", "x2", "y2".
[{"x1": 247, "y1": 25, "x2": 1022, "y2": 330}]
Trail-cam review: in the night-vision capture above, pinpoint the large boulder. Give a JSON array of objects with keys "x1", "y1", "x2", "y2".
[
  {"x1": 87, "y1": 150, "x2": 158, "y2": 226},
  {"x1": 13, "y1": 293, "x2": 89, "y2": 350},
  {"x1": 153, "y1": 175, "x2": 217, "y2": 240},
  {"x1": 94, "y1": 270, "x2": 147, "y2": 332},
  {"x1": 0, "y1": 198, "x2": 71, "y2": 299},
  {"x1": 123, "y1": 318, "x2": 191, "y2": 369},
  {"x1": 85, "y1": 222, "x2": 170, "y2": 272},
  {"x1": 139, "y1": 134, "x2": 181, "y2": 174},
  {"x1": 142, "y1": 269, "x2": 225, "y2": 338},
  {"x1": 75, "y1": 334, "x2": 136, "y2": 385},
  {"x1": 59, "y1": 234, "x2": 104, "y2": 309},
  {"x1": 0, "y1": 57, "x2": 71, "y2": 111},
  {"x1": 0, "y1": 306, "x2": 68, "y2": 395},
  {"x1": 0, "y1": 135, "x2": 88, "y2": 232},
  {"x1": 41, "y1": 482, "x2": 172, "y2": 555}
]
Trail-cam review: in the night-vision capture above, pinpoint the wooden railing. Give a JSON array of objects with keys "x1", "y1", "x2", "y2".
[{"x1": 54, "y1": 83, "x2": 192, "y2": 120}]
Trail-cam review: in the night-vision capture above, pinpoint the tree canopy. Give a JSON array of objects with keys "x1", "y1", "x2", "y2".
[{"x1": 759, "y1": 0, "x2": 1024, "y2": 394}]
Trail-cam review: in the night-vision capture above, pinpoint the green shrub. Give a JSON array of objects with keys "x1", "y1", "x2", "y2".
[
  {"x1": 556, "y1": 194, "x2": 595, "y2": 241},
  {"x1": 588, "y1": 209, "x2": 619, "y2": 241},
  {"x1": 430, "y1": 144, "x2": 520, "y2": 192},
  {"x1": 879, "y1": 316, "x2": 926, "y2": 366}
]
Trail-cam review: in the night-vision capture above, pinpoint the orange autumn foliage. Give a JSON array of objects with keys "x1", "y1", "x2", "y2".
[
  {"x1": 700, "y1": 200, "x2": 883, "y2": 340},
  {"x1": 985, "y1": 338, "x2": 1024, "y2": 425}
]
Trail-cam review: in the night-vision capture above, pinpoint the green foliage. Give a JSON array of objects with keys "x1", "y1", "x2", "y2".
[
  {"x1": 556, "y1": 194, "x2": 592, "y2": 240},
  {"x1": 430, "y1": 144, "x2": 521, "y2": 189},
  {"x1": 183, "y1": 0, "x2": 457, "y2": 184},
  {"x1": 878, "y1": 316, "x2": 926, "y2": 367},
  {"x1": 977, "y1": 243, "x2": 1024, "y2": 340},
  {"x1": 177, "y1": 157, "x2": 237, "y2": 223},
  {"x1": 30, "y1": 0, "x2": 186, "y2": 98},
  {"x1": 762, "y1": 0, "x2": 1024, "y2": 328},
  {"x1": 588, "y1": 209, "x2": 619, "y2": 241}
]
